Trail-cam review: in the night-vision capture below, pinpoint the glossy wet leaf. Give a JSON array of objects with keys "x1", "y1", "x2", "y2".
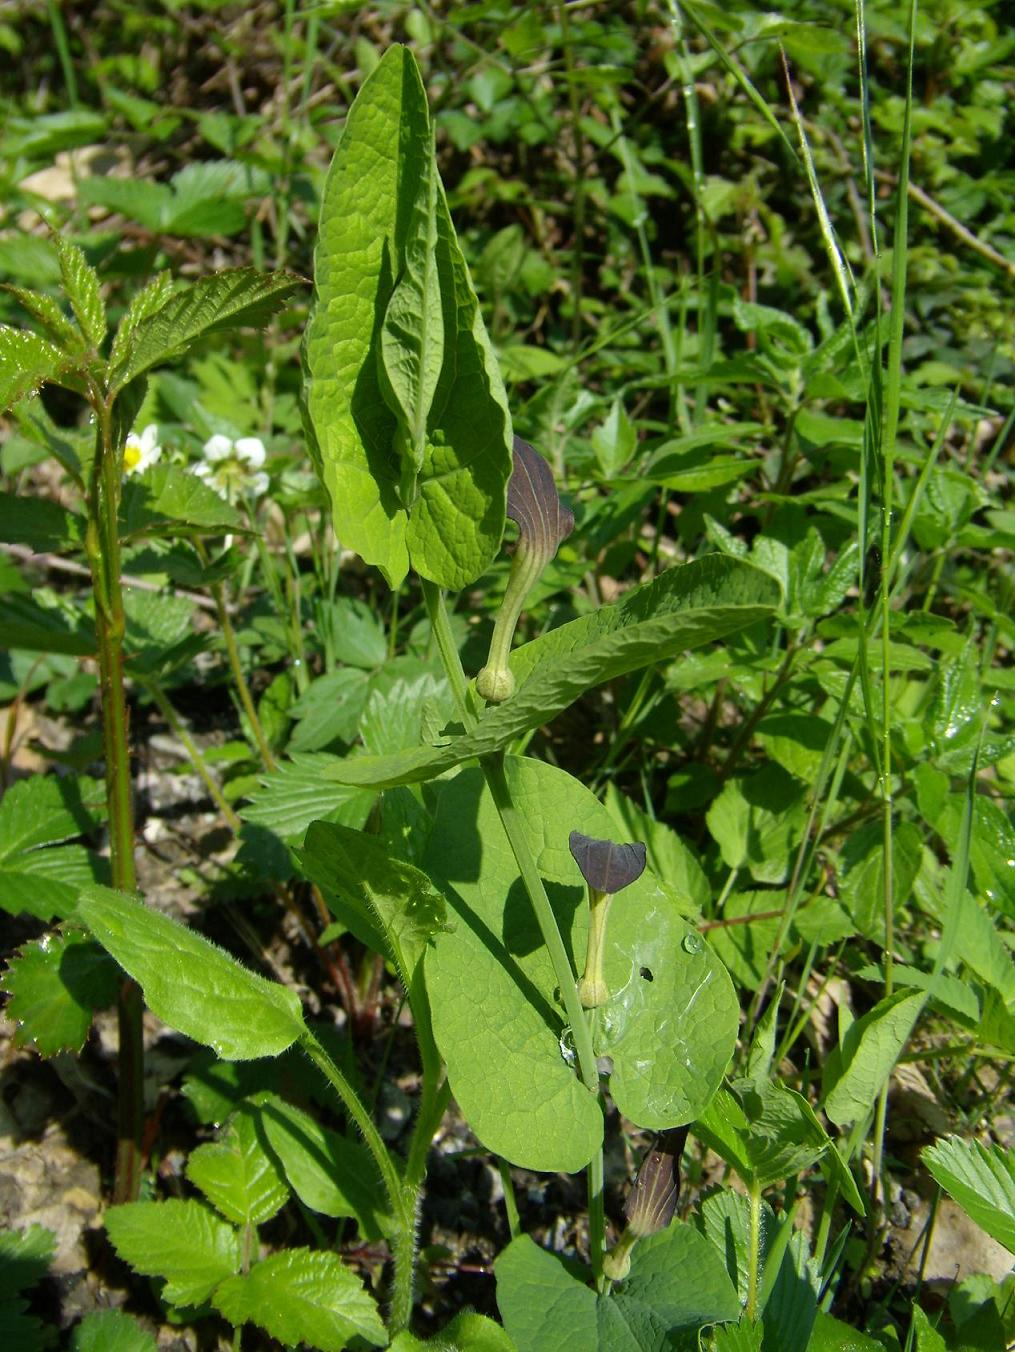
[
  {"x1": 1, "y1": 933, "x2": 118, "y2": 1055},
  {"x1": 76, "y1": 885, "x2": 305, "y2": 1060},
  {"x1": 0, "y1": 326, "x2": 77, "y2": 410},
  {"x1": 424, "y1": 757, "x2": 737, "y2": 1169},
  {"x1": 213, "y1": 1249, "x2": 387, "y2": 1351},
  {"x1": 305, "y1": 45, "x2": 511, "y2": 588}
]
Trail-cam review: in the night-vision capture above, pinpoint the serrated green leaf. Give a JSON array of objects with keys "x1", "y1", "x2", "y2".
[
  {"x1": 288, "y1": 668, "x2": 372, "y2": 752},
  {"x1": 0, "y1": 491, "x2": 83, "y2": 551},
  {"x1": 213, "y1": 1249, "x2": 387, "y2": 1351},
  {"x1": 823, "y1": 989, "x2": 925, "y2": 1127},
  {"x1": 4, "y1": 109, "x2": 108, "y2": 160},
  {"x1": 0, "y1": 1224, "x2": 56, "y2": 1298},
  {"x1": 104, "y1": 1199, "x2": 241, "y2": 1307},
  {"x1": 922, "y1": 1136, "x2": 1015, "y2": 1254},
  {"x1": 0, "y1": 592, "x2": 96, "y2": 656},
  {"x1": 316, "y1": 556, "x2": 779, "y2": 789},
  {"x1": 1, "y1": 933, "x2": 119, "y2": 1055},
  {"x1": 109, "y1": 267, "x2": 302, "y2": 393},
  {"x1": 119, "y1": 463, "x2": 245, "y2": 537},
  {"x1": 0, "y1": 326, "x2": 77, "y2": 411},
  {"x1": 109, "y1": 272, "x2": 175, "y2": 370},
  {"x1": 242, "y1": 755, "x2": 375, "y2": 841},
  {"x1": 55, "y1": 237, "x2": 106, "y2": 348},
  {"x1": 305, "y1": 44, "x2": 511, "y2": 589},
  {"x1": 0, "y1": 870, "x2": 77, "y2": 921},
  {"x1": 186, "y1": 1105, "x2": 289, "y2": 1227},
  {"x1": 75, "y1": 885, "x2": 305, "y2": 1060},
  {"x1": 390, "y1": 1312, "x2": 516, "y2": 1351},
  {"x1": 252, "y1": 1092, "x2": 390, "y2": 1238},
  {"x1": 2, "y1": 285, "x2": 82, "y2": 350},
  {"x1": 425, "y1": 757, "x2": 737, "y2": 1169},
  {"x1": 76, "y1": 176, "x2": 171, "y2": 232},
  {"x1": 70, "y1": 1308, "x2": 158, "y2": 1352},
  {"x1": 0, "y1": 774, "x2": 104, "y2": 861}
]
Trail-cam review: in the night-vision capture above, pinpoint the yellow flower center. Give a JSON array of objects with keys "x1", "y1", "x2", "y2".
[{"x1": 124, "y1": 443, "x2": 142, "y2": 470}]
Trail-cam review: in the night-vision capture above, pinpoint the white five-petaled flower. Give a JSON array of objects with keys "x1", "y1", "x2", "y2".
[
  {"x1": 123, "y1": 424, "x2": 162, "y2": 475},
  {"x1": 193, "y1": 434, "x2": 270, "y2": 501}
]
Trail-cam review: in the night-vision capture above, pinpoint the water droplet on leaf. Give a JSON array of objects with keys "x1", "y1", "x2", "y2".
[{"x1": 682, "y1": 932, "x2": 702, "y2": 955}]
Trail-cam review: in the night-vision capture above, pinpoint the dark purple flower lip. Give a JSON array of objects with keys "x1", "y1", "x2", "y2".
[
  {"x1": 568, "y1": 831, "x2": 646, "y2": 895},
  {"x1": 508, "y1": 436, "x2": 574, "y2": 557}
]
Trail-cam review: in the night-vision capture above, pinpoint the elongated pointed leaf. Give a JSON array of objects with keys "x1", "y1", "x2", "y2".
[
  {"x1": 313, "y1": 555, "x2": 779, "y2": 788},
  {"x1": 823, "y1": 989, "x2": 925, "y2": 1127},
  {"x1": 2, "y1": 285, "x2": 82, "y2": 349},
  {"x1": 109, "y1": 267, "x2": 302, "y2": 393},
  {"x1": 56, "y1": 236, "x2": 106, "y2": 348},
  {"x1": 109, "y1": 272, "x2": 175, "y2": 369},
  {"x1": 252, "y1": 1092, "x2": 390, "y2": 1238},
  {"x1": 305, "y1": 45, "x2": 511, "y2": 588},
  {"x1": 379, "y1": 122, "x2": 443, "y2": 491},
  {"x1": 76, "y1": 885, "x2": 304, "y2": 1059}
]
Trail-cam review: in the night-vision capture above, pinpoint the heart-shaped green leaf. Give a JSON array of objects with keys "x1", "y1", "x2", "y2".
[{"x1": 424, "y1": 757, "x2": 738, "y2": 1170}]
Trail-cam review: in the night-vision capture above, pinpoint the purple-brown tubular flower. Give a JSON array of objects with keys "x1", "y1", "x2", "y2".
[
  {"x1": 568, "y1": 832, "x2": 646, "y2": 896},
  {"x1": 603, "y1": 1127, "x2": 688, "y2": 1282},
  {"x1": 569, "y1": 830, "x2": 646, "y2": 1009},
  {"x1": 476, "y1": 436, "x2": 574, "y2": 704}
]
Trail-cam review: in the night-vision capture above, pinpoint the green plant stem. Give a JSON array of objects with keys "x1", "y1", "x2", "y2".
[
  {"x1": 420, "y1": 580, "x2": 474, "y2": 728},
  {"x1": 88, "y1": 390, "x2": 143, "y2": 1204},
  {"x1": 301, "y1": 1029, "x2": 417, "y2": 1332},
  {"x1": 141, "y1": 680, "x2": 242, "y2": 833},
  {"x1": 483, "y1": 751, "x2": 605, "y2": 1282},
  {"x1": 204, "y1": 564, "x2": 278, "y2": 773},
  {"x1": 420, "y1": 583, "x2": 605, "y2": 1282},
  {"x1": 45, "y1": 0, "x2": 78, "y2": 107},
  {"x1": 498, "y1": 1159, "x2": 521, "y2": 1240}
]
